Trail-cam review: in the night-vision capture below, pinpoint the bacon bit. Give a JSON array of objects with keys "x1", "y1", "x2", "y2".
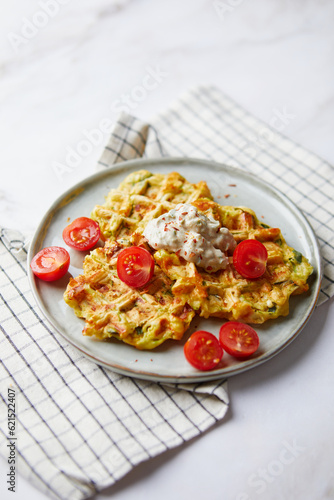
[
  {"x1": 199, "y1": 255, "x2": 203, "y2": 260},
  {"x1": 189, "y1": 252, "x2": 196, "y2": 258},
  {"x1": 135, "y1": 359, "x2": 138, "y2": 362},
  {"x1": 229, "y1": 184, "x2": 237, "y2": 187},
  {"x1": 172, "y1": 226, "x2": 179, "y2": 231},
  {"x1": 182, "y1": 212, "x2": 188, "y2": 216},
  {"x1": 155, "y1": 243, "x2": 158, "y2": 247},
  {"x1": 179, "y1": 303, "x2": 194, "y2": 319},
  {"x1": 224, "y1": 194, "x2": 230, "y2": 198},
  {"x1": 184, "y1": 251, "x2": 187, "y2": 255},
  {"x1": 162, "y1": 217, "x2": 166, "y2": 221},
  {"x1": 207, "y1": 266, "x2": 212, "y2": 270}
]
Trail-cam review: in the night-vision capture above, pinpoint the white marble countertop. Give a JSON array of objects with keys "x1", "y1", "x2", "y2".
[{"x1": 1, "y1": 0, "x2": 334, "y2": 499}]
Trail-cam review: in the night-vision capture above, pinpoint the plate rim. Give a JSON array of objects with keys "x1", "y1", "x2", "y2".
[{"x1": 27, "y1": 156, "x2": 322, "y2": 383}]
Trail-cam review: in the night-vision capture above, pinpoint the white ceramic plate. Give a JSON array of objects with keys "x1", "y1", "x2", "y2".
[{"x1": 28, "y1": 158, "x2": 322, "y2": 383}]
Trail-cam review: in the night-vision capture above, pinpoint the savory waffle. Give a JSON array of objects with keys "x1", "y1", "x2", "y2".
[
  {"x1": 64, "y1": 169, "x2": 313, "y2": 349},
  {"x1": 154, "y1": 199, "x2": 313, "y2": 324},
  {"x1": 64, "y1": 239, "x2": 195, "y2": 349},
  {"x1": 91, "y1": 170, "x2": 213, "y2": 242}
]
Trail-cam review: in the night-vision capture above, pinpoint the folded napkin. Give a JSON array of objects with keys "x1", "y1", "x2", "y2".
[{"x1": 0, "y1": 86, "x2": 333, "y2": 500}]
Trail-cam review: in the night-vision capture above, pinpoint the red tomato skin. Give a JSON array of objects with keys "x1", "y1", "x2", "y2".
[
  {"x1": 219, "y1": 321, "x2": 259, "y2": 359},
  {"x1": 117, "y1": 246, "x2": 155, "y2": 288},
  {"x1": 233, "y1": 239, "x2": 268, "y2": 279},
  {"x1": 30, "y1": 246, "x2": 70, "y2": 282},
  {"x1": 63, "y1": 217, "x2": 100, "y2": 251},
  {"x1": 184, "y1": 330, "x2": 223, "y2": 371}
]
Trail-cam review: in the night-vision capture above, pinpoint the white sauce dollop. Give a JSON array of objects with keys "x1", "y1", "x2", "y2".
[{"x1": 143, "y1": 204, "x2": 236, "y2": 272}]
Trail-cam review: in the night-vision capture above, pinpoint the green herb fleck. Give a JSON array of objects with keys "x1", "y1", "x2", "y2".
[{"x1": 293, "y1": 250, "x2": 302, "y2": 263}]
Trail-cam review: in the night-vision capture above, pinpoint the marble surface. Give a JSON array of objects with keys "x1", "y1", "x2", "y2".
[{"x1": 1, "y1": 0, "x2": 334, "y2": 499}]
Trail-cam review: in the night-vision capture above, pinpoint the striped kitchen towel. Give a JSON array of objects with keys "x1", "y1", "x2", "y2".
[{"x1": 1, "y1": 85, "x2": 333, "y2": 500}]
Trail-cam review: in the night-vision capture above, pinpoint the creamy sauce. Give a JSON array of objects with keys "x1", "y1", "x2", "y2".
[{"x1": 143, "y1": 204, "x2": 236, "y2": 272}]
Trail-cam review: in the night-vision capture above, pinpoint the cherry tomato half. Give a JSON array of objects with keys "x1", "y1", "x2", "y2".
[
  {"x1": 117, "y1": 246, "x2": 155, "y2": 288},
  {"x1": 30, "y1": 246, "x2": 70, "y2": 282},
  {"x1": 184, "y1": 330, "x2": 223, "y2": 371},
  {"x1": 233, "y1": 239, "x2": 268, "y2": 279},
  {"x1": 219, "y1": 322, "x2": 259, "y2": 359},
  {"x1": 63, "y1": 217, "x2": 100, "y2": 251}
]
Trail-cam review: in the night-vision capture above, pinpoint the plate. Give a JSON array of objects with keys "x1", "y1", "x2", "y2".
[{"x1": 28, "y1": 158, "x2": 322, "y2": 383}]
